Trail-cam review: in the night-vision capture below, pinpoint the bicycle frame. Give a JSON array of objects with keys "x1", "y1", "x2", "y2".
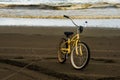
[
  {"x1": 61, "y1": 15, "x2": 86, "y2": 55},
  {"x1": 61, "y1": 32, "x2": 80, "y2": 54}
]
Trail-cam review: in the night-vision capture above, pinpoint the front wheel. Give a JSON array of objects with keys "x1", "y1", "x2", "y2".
[{"x1": 71, "y1": 42, "x2": 90, "y2": 70}]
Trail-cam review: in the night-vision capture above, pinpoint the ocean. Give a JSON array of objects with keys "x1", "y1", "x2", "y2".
[
  {"x1": 0, "y1": 0, "x2": 120, "y2": 28},
  {"x1": 0, "y1": 0, "x2": 120, "y2": 4}
]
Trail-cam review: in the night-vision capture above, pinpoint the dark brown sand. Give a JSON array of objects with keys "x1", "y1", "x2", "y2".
[{"x1": 0, "y1": 26, "x2": 120, "y2": 80}]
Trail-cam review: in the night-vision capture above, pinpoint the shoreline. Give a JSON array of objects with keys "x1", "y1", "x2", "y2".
[{"x1": 0, "y1": 18, "x2": 120, "y2": 28}]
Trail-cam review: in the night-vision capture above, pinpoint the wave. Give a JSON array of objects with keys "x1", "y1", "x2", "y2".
[
  {"x1": 0, "y1": 2, "x2": 120, "y2": 10},
  {"x1": 0, "y1": 0, "x2": 120, "y2": 4}
]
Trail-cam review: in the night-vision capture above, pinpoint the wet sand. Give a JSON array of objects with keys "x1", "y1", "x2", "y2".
[{"x1": 0, "y1": 26, "x2": 120, "y2": 80}]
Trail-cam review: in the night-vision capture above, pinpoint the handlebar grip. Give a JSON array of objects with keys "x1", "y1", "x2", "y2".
[{"x1": 63, "y1": 15, "x2": 70, "y2": 19}]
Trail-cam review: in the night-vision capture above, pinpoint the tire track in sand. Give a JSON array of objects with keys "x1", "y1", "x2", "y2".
[{"x1": 0, "y1": 58, "x2": 83, "y2": 80}]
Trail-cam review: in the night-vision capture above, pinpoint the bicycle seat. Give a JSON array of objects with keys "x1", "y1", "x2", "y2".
[{"x1": 64, "y1": 32, "x2": 74, "y2": 37}]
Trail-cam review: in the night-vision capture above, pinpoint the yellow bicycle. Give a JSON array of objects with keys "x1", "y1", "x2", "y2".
[{"x1": 57, "y1": 15, "x2": 90, "y2": 70}]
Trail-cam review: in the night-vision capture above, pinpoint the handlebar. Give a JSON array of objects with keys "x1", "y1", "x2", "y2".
[
  {"x1": 63, "y1": 15, "x2": 87, "y2": 33},
  {"x1": 64, "y1": 15, "x2": 79, "y2": 27},
  {"x1": 63, "y1": 15, "x2": 70, "y2": 19}
]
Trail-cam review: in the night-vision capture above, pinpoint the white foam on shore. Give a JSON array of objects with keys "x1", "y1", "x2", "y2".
[
  {"x1": 0, "y1": 0, "x2": 120, "y2": 5},
  {"x1": 0, "y1": 18, "x2": 120, "y2": 28}
]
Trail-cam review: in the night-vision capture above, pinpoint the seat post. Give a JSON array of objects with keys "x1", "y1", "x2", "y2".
[{"x1": 67, "y1": 38, "x2": 71, "y2": 54}]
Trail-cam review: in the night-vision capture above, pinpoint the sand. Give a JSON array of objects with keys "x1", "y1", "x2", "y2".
[{"x1": 0, "y1": 26, "x2": 120, "y2": 80}]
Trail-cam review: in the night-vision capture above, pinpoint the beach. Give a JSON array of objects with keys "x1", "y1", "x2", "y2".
[
  {"x1": 0, "y1": 26, "x2": 120, "y2": 80},
  {"x1": 0, "y1": 1, "x2": 120, "y2": 80}
]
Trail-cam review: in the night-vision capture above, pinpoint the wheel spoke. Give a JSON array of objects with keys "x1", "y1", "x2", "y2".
[{"x1": 71, "y1": 42, "x2": 90, "y2": 69}]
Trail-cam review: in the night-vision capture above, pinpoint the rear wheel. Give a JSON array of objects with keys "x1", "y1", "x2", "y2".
[
  {"x1": 71, "y1": 42, "x2": 90, "y2": 69},
  {"x1": 57, "y1": 38, "x2": 67, "y2": 63}
]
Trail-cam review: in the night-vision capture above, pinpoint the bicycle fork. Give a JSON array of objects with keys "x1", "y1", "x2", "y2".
[
  {"x1": 75, "y1": 41, "x2": 83, "y2": 56},
  {"x1": 75, "y1": 34, "x2": 83, "y2": 56}
]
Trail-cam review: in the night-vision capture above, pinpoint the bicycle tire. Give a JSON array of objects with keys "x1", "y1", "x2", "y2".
[
  {"x1": 71, "y1": 42, "x2": 90, "y2": 70},
  {"x1": 57, "y1": 38, "x2": 67, "y2": 63}
]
